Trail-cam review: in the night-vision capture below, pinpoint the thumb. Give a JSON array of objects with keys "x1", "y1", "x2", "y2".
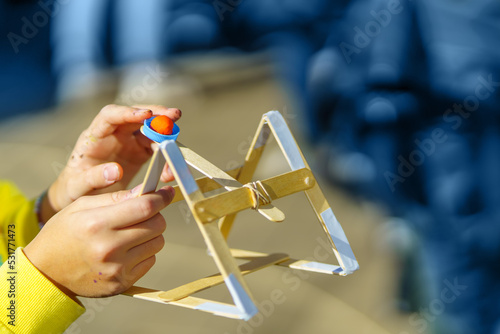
[
  {"x1": 73, "y1": 163, "x2": 123, "y2": 195},
  {"x1": 74, "y1": 184, "x2": 173, "y2": 211}
]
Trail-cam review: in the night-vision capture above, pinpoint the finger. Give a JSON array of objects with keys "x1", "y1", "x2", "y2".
[
  {"x1": 89, "y1": 104, "x2": 153, "y2": 139},
  {"x1": 69, "y1": 163, "x2": 123, "y2": 197},
  {"x1": 126, "y1": 235, "x2": 165, "y2": 276},
  {"x1": 127, "y1": 234, "x2": 165, "y2": 264},
  {"x1": 128, "y1": 255, "x2": 157, "y2": 284},
  {"x1": 134, "y1": 129, "x2": 155, "y2": 153},
  {"x1": 160, "y1": 165, "x2": 175, "y2": 183},
  {"x1": 115, "y1": 213, "x2": 166, "y2": 249},
  {"x1": 133, "y1": 105, "x2": 182, "y2": 122},
  {"x1": 75, "y1": 184, "x2": 171, "y2": 209},
  {"x1": 88, "y1": 186, "x2": 175, "y2": 229}
]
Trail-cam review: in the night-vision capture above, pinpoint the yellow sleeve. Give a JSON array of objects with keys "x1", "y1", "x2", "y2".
[
  {"x1": 0, "y1": 248, "x2": 85, "y2": 333},
  {"x1": 0, "y1": 181, "x2": 40, "y2": 264}
]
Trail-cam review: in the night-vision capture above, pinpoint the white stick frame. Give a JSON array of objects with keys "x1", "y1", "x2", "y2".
[{"x1": 123, "y1": 111, "x2": 359, "y2": 321}]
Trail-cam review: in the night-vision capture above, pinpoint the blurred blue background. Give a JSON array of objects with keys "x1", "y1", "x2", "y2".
[{"x1": 1, "y1": 0, "x2": 500, "y2": 333}]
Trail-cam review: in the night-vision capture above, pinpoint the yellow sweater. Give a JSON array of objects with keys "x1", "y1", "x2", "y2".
[{"x1": 0, "y1": 181, "x2": 85, "y2": 333}]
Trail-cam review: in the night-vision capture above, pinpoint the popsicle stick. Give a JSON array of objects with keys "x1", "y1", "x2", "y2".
[
  {"x1": 263, "y1": 111, "x2": 359, "y2": 274},
  {"x1": 159, "y1": 141, "x2": 257, "y2": 318},
  {"x1": 178, "y1": 142, "x2": 285, "y2": 222},
  {"x1": 169, "y1": 166, "x2": 242, "y2": 204},
  {"x1": 220, "y1": 119, "x2": 271, "y2": 238},
  {"x1": 123, "y1": 287, "x2": 246, "y2": 320},
  {"x1": 125, "y1": 111, "x2": 359, "y2": 321},
  {"x1": 159, "y1": 252, "x2": 289, "y2": 302},
  {"x1": 140, "y1": 145, "x2": 166, "y2": 195},
  {"x1": 230, "y1": 249, "x2": 346, "y2": 276},
  {"x1": 193, "y1": 168, "x2": 314, "y2": 223}
]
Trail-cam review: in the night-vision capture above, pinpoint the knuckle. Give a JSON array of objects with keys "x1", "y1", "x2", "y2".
[
  {"x1": 101, "y1": 104, "x2": 117, "y2": 114},
  {"x1": 111, "y1": 190, "x2": 123, "y2": 204},
  {"x1": 106, "y1": 282, "x2": 126, "y2": 296},
  {"x1": 105, "y1": 274, "x2": 128, "y2": 295},
  {"x1": 141, "y1": 236, "x2": 164, "y2": 256},
  {"x1": 137, "y1": 199, "x2": 156, "y2": 218},
  {"x1": 100, "y1": 264, "x2": 127, "y2": 290},
  {"x1": 164, "y1": 187, "x2": 175, "y2": 203},
  {"x1": 152, "y1": 214, "x2": 167, "y2": 232},
  {"x1": 151, "y1": 235, "x2": 165, "y2": 253},
  {"x1": 72, "y1": 196, "x2": 86, "y2": 207},
  {"x1": 147, "y1": 255, "x2": 157, "y2": 268},
  {"x1": 90, "y1": 241, "x2": 120, "y2": 263},
  {"x1": 109, "y1": 263, "x2": 126, "y2": 279},
  {"x1": 141, "y1": 256, "x2": 157, "y2": 274},
  {"x1": 84, "y1": 217, "x2": 105, "y2": 236},
  {"x1": 84, "y1": 168, "x2": 100, "y2": 189},
  {"x1": 90, "y1": 243, "x2": 111, "y2": 262}
]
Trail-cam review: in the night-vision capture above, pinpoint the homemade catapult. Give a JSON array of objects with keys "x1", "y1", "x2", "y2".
[{"x1": 123, "y1": 111, "x2": 359, "y2": 320}]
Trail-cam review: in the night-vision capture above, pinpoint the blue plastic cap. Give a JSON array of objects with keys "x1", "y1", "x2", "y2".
[{"x1": 142, "y1": 117, "x2": 180, "y2": 143}]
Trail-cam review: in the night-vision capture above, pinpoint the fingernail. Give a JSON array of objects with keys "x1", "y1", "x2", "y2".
[
  {"x1": 126, "y1": 184, "x2": 142, "y2": 199},
  {"x1": 133, "y1": 109, "x2": 151, "y2": 116},
  {"x1": 167, "y1": 186, "x2": 175, "y2": 198},
  {"x1": 158, "y1": 186, "x2": 175, "y2": 202},
  {"x1": 168, "y1": 108, "x2": 182, "y2": 119},
  {"x1": 104, "y1": 165, "x2": 120, "y2": 182}
]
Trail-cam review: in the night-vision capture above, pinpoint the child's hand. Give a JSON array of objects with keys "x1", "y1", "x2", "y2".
[
  {"x1": 44, "y1": 104, "x2": 181, "y2": 220},
  {"x1": 24, "y1": 185, "x2": 174, "y2": 298}
]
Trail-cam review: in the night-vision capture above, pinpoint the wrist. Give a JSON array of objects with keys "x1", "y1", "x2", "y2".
[
  {"x1": 23, "y1": 244, "x2": 81, "y2": 304},
  {"x1": 36, "y1": 186, "x2": 59, "y2": 226}
]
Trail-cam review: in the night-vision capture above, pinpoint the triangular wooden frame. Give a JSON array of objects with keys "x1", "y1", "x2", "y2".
[{"x1": 123, "y1": 111, "x2": 359, "y2": 320}]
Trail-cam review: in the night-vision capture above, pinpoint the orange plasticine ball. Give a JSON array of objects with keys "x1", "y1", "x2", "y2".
[{"x1": 150, "y1": 115, "x2": 174, "y2": 135}]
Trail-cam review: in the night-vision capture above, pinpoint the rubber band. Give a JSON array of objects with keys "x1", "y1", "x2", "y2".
[{"x1": 243, "y1": 181, "x2": 272, "y2": 210}]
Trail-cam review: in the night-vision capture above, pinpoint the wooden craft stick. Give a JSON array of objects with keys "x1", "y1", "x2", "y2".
[
  {"x1": 220, "y1": 119, "x2": 271, "y2": 238},
  {"x1": 123, "y1": 287, "x2": 245, "y2": 319},
  {"x1": 230, "y1": 249, "x2": 345, "y2": 275},
  {"x1": 193, "y1": 168, "x2": 314, "y2": 223},
  {"x1": 140, "y1": 144, "x2": 166, "y2": 195},
  {"x1": 178, "y1": 142, "x2": 242, "y2": 190},
  {"x1": 178, "y1": 142, "x2": 285, "y2": 222},
  {"x1": 158, "y1": 252, "x2": 289, "y2": 302},
  {"x1": 126, "y1": 111, "x2": 358, "y2": 321},
  {"x1": 159, "y1": 141, "x2": 257, "y2": 314},
  {"x1": 263, "y1": 111, "x2": 359, "y2": 273},
  {"x1": 169, "y1": 166, "x2": 242, "y2": 204}
]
